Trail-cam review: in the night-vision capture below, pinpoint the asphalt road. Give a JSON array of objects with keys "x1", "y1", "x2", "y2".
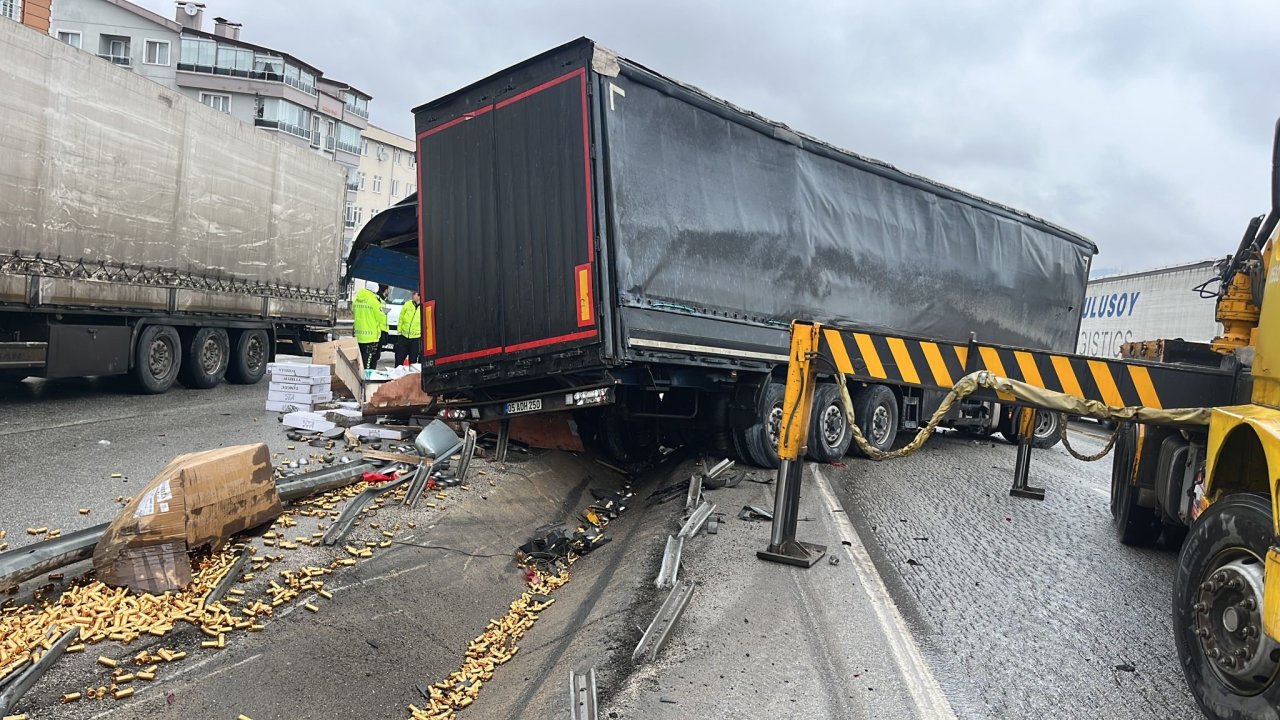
[
  {"x1": 825, "y1": 425, "x2": 1202, "y2": 720},
  {"x1": 0, "y1": 372, "x2": 1204, "y2": 719}
]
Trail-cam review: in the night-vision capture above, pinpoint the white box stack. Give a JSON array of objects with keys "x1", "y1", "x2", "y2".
[{"x1": 265, "y1": 362, "x2": 334, "y2": 413}]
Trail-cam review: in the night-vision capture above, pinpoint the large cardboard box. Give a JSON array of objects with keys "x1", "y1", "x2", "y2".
[
  {"x1": 93, "y1": 444, "x2": 282, "y2": 593},
  {"x1": 312, "y1": 337, "x2": 360, "y2": 398}
]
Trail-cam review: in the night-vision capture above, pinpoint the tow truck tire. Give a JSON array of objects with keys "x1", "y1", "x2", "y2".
[
  {"x1": 1174, "y1": 493, "x2": 1280, "y2": 720},
  {"x1": 807, "y1": 384, "x2": 853, "y2": 462},
  {"x1": 1110, "y1": 424, "x2": 1162, "y2": 546},
  {"x1": 178, "y1": 327, "x2": 229, "y2": 389},
  {"x1": 131, "y1": 325, "x2": 182, "y2": 394},
  {"x1": 849, "y1": 384, "x2": 898, "y2": 457},
  {"x1": 226, "y1": 329, "x2": 269, "y2": 385},
  {"x1": 741, "y1": 382, "x2": 785, "y2": 469}
]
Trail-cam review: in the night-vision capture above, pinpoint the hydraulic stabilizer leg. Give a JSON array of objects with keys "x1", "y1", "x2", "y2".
[
  {"x1": 1009, "y1": 407, "x2": 1046, "y2": 500},
  {"x1": 758, "y1": 322, "x2": 827, "y2": 567}
]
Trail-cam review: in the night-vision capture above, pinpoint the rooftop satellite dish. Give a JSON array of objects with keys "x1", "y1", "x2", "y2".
[{"x1": 184, "y1": 3, "x2": 198, "y2": 16}]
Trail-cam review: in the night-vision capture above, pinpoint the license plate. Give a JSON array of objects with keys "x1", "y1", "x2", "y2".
[{"x1": 505, "y1": 398, "x2": 543, "y2": 415}]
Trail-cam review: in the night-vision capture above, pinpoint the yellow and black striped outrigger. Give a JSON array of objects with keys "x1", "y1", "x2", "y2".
[
  {"x1": 757, "y1": 320, "x2": 1240, "y2": 568},
  {"x1": 815, "y1": 323, "x2": 1235, "y2": 410}
]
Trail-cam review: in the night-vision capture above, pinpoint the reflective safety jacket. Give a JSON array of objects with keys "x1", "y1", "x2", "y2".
[{"x1": 352, "y1": 287, "x2": 387, "y2": 344}]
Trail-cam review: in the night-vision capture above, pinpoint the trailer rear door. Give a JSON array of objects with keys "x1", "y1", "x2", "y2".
[{"x1": 416, "y1": 65, "x2": 599, "y2": 381}]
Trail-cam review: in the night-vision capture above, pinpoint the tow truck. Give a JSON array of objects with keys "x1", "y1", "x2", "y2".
[{"x1": 759, "y1": 121, "x2": 1280, "y2": 718}]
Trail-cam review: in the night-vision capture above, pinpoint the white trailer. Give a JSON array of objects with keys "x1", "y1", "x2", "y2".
[{"x1": 1077, "y1": 260, "x2": 1221, "y2": 358}]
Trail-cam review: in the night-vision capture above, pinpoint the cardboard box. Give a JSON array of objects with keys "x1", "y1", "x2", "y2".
[
  {"x1": 267, "y1": 389, "x2": 334, "y2": 404},
  {"x1": 350, "y1": 423, "x2": 408, "y2": 440},
  {"x1": 265, "y1": 400, "x2": 321, "y2": 413},
  {"x1": 282, "y1": 411, "x2": 337, "y2": 432},
  {"x1": 269, "y1": 380, "x2": 329, "y2": 394},
  {"x1": 93, "y1": 444, "x2": 281, "y2": 594},
  {"x1": 366, "y1": 372, "x2": 433, "y2": 410},
  {"x1": 312, "y1": 338, "x2": 360, "y2": 398},
  {"x1": 266, "y1": 362, "x2": 331, "y2": 379}
]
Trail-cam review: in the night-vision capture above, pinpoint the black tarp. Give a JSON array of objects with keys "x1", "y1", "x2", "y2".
[{"x1": 603, "y1": 66, "x2": 1094, "y2": 353}]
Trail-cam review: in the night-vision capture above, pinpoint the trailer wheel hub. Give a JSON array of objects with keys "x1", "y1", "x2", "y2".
[
  {"x1": 245, "y1": 334, "x2": 264, "y2": 370},
  {"x1": 820, "y1": 404, "x2": 845, "y2": 447},
  {"x1": 870, "y1": 405, "x2": 891, "y2": 446},
  {"x1": 1194, "y1": 553, "x2": 1279, "y2": 693},
  {"x1": 148, "y1": 337, "x2": 173, "y2": 377},
  {"x1": 200, "y1": 337, "x2": 222, "y2": 373}
]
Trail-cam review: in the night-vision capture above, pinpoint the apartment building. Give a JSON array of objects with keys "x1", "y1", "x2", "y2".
[
  {"x1": 2, "y1": 0, "x2": 51, "y2": 32},
  {"x1": 351, "y1": 125, "x2": 416, "y2": 235},
  {"x1": 48, "y1": 0, "x2": 372, "y2": 251}
]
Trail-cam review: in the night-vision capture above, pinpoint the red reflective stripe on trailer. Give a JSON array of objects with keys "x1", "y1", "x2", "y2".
[
  {"x1": 417, "y1": 104, "x2": 494, "y2": 139},
  {"x1": 504, "y1": 330, "x2": 597, "y2": 354},
  {"x1": 434, "y1": 345, "x2": 503, "y2": 365},
  {"x1": 495, "y1": 67, "x2": 586, "y2": 109},
  {"x1": 579, "y1": 70, "x2": 595, "y2": 259}
]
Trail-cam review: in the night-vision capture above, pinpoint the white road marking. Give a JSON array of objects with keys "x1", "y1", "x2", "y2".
[
  {"x1": 810, "y1": 466, "x2": 958, "y2": 720},
  {"x1": 88, "y1": 652, "x2": 263, "y2": 718}
]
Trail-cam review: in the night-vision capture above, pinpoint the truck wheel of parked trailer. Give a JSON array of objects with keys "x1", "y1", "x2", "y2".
[
  {"x1": 130, "y1": 325, "x2": 182, "y2": 394},
  {"x1": 849, "y1": 384, "x2": 898, "y2": 457},
  {"x1": 177, "y1": 327, "x2": 230, "y2": 389},
  {"x1": 226, "y1": 329, "x2": 269, "y2": 385},
  {"x1": 739, "y1": 382, "x2": 786, "y2": 469},
  {"x1": 1173, "y1": 493, "x2": 1280, "y2": 720},
  {"x1": 1109, "y1": 424, "x2": 1163, "y2": 546},
  {"x1": 1030, "y1": 410, "x2": 1063, "y2": 449},
  {"x1": 806, "y1": 383, "x2": 853, "y2": 462}
]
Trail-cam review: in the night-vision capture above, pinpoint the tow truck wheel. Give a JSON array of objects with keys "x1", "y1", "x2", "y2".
[
  {"x1": 1174, "y1": 493, "x2": 1280, "y2": 719},
  {"x1": 1110, "y1": 423, "x2": 1162, "y2": 546},
  {"x1": 130, "y1": 324, "x2": 182, "y2": 394},
  {"x1": 806, "y1": 384, "x2": 853, "y2": 462},
  {"x1": 177, "y1": 327, "x2": 229, "y2": 389}
]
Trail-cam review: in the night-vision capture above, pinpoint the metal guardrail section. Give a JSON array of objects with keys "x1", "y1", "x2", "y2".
[
  {"x1": 322, "y1": 476, "x2": 411, "y2": 546},
  {"x1": 277, "y1": 461, "x2": 373, "y2": 502},
  {"x1": 632, "y1": 580, "x2": 695, "y2": 664},
  {"x1": 568, "y1": 667, "x2": 599, "y2": 720},
  {"x1": 0, "y1": 522, "x2": 108, "y2": 593},
  {"x1": 203, "y1": 546, "x2": 252, "y2": 605},
  {"x1": 677, "y1": 502, "x2": 716, "y2": 540},
  {"x1": 0, "y1": 626, "x2": 79, "y2": 716},
  {"x1": 655, "y1": 535, "x2": 683, "y2": 589}
]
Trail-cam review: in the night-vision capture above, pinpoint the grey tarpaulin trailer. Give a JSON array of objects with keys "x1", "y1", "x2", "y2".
[{"x1": 347, "y1": 37, "x2": 1097, "y2": 466}]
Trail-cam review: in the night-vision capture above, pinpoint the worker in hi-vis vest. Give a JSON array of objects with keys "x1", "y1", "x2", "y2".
[
  {"x1": 352, "y1": 283, "x2": 388, "y2": 370},
  {"x1": 395, "y1": 290, "x2": 422, "y2": 367}
]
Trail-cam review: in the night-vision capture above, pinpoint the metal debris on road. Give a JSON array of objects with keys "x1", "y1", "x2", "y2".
[
  {"x1": 632, "y1": 580, "x2": 695, "y2": 664},
  {"x1": 677, "y1": 502, "x2": 716, "y2": 540},
  {"x1": 0, "y1": 627, "x2": 78, "y2": 717},
  {"x1": 738, "y1": 505, "x2": 773, "y2": 521},
  {"x1": 568, "y1": 667, "x2": 599, "y2": 720},
  {"x1": 655, "y1": 535, "x2": 683, "y2": 589}
]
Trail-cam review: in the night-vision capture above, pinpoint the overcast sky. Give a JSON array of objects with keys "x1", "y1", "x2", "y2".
[{"x1": 139, "y1": 0, "x2": 1280, "y2": 275}]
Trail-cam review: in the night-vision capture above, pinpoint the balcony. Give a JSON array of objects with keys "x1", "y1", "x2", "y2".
[
  {"x1": 254, "y1": 118, "x2": 312, "y2": 143},
  {"x1": 344, "y1": 103, "x2": 369, "y2": 120},
  {"x1": 343, "y1": 218, "x2": 356, "y2": 229},
  {"x1": 98, "y1": 54, "x2": 132, "y2": 67}
]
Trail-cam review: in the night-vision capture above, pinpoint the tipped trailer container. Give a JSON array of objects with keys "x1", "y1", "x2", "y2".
[
  {"x1": 347, "y1": 38, "x2": 1097, "y2": 466},
  {"x1": 0, "y1": 22, "x2": 344, "y2": 393}
]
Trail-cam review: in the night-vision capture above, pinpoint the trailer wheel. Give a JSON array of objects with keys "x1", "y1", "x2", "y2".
[
  {"x1": 131, "y1": 325, "x2": 182, "y2": 394},
  {"x1": 1030, "y1": 411, "x2": 1062, "y2": 449},
  {"x1": 1174, "y1": 493, "x2": 1280, "y2": 720},
  {"x1": 597, "y1": 405, "x2": 659, "y2": 466},
  {"x1": 850, "y1": 385, "x2": 898, "y2": 457},
  {"x1": 227, "y1": 329, "x2": 269, "y2": 385},
  {"x1": 178, "y1": 327, "x2": 229, "y2": 389},
  {"x1": 1110, "y1": 423, "x2": 1162, "y2": 546},
  {"x1": 740, "y1": 383, "x2": 786, "y2": 469},
  {"x1": 806, "y1": 384, "x2": 853, "y2": 462}
]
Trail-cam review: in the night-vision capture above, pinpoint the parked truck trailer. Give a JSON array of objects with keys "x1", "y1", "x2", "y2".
[
  {"x1": 0, "y1": 21, "x2": 344, "y2": 393},
  {"x1": 1078, "y1": 259, "x2": 1221, "y2": 358},
  {"x1": 348, "y1": 38, "x2": 1096, "y2": 465}
]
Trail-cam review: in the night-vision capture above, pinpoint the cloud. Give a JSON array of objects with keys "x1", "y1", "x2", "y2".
[{"x1": 132, "y1": 0, "x2": 1280, "y2": 274}]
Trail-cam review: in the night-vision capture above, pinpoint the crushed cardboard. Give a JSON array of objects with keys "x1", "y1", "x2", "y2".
[
  {"x1": 93, "y1": 444, "x2": 282, "y2": 594},
  {"x1": 366, "y1": 372, "x2": 433, "y2": 411}
]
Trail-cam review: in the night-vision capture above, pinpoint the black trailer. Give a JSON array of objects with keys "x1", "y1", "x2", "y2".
[{"x1": 347, "y1": 38, "x2": 1097, "y2": 466}]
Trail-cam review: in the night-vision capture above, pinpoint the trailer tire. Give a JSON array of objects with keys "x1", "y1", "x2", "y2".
[
  {"x1": 131, "y1": 325, "x2": 182, "y2": 394},
  {"x1": 227, "y1": 329, "x2": 269, "y2": 385},
  {"x1": 806, "y1": 384, "x2": 853, "y2": 462},
  {"x1": 1174, "y1": 493, "x2": 1280, "y2": 720},
  {"x1": 850, "y1": 384, "x2": 898, "y2": 457},
  {"x1": 598, "y1": 406, "x2": 659, "y2": 466},
  {"x1": 178, "y1": 327, "x2": 229, "y2": 389},
  {"x1": 1110, "y1": 424, "x2": 1162, "y2": 546},
  {"x1": 741, "y1": 382, "x2": 786, "y2": 469},
  {"x1": 1030, "y1": 410, "x2": 1062, "y2": 449}
]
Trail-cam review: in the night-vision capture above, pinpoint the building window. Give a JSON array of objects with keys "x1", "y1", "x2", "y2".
[
  {"x1": 335, "y1": 123, "x2": 362, "y2": 154},
  {"x1": 346, "y1": 168, "x2": 360, "y2": 192},
  {"x1": 0, "y1": 0, "x2": 21, "y2": 21},
  {"x1": 283, "y1": 63, "x2": 316, "y2": 95},
  {"x1": 215, "y1": 44, "x2": 253, "y2": 76},
  {"x1": 357, "y1": 172, "x2": 365, "y2": 191},
  {"x1": 391, "y1": 179, "x2": 400, "y2": 196},
  {"x1": 144, "y1": 39, "x2": 170, "y2": 66},
  {"x1": 99, "y1": 35, "x2": 131, "y2": 66},
  {"x1": 199, "y1": 92, "x2": 231, "y2": 113},
  {"x1": 354, "y1": 206, "x2": 364, "y2": 226},
  {"x1": 56, "y1": 31, "x2": 82, "y2": 49},
  {"x1": 407, "y1": 184, "x2": 415, "y2": 195},
  {"x1": 342, "y1": 91, "x2": 369, "y2": 119},
  {"x1": 255, "y1": 97, "x2": 313, "y2": 141},
  {"x1": 393, "y1": 148, "x2": 402, "y2": 164},
  {"x1": 344, "y1": 202, "x2": 356, "y2": 229},
  {"x1": 371, "y1": 176, "x2": 382, "y2": 194},
  {"x1": 360, "y1": 138, "x2": 368, "y2": 156}
]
